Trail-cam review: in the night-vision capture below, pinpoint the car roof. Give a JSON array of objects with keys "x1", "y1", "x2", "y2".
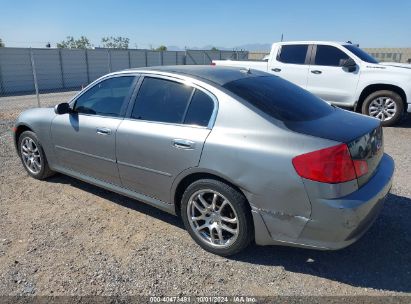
[
  {"x1": 115, "y1": 65, "x2": 270, "y2": 86},
  {"x1": 273, "y1": 41, "x2": 349, "y2": 47}
]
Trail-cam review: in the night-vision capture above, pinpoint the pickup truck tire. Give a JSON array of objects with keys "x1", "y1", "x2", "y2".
[{"x1": 362, "y1": 90, "x2": 404, "y2": 127}]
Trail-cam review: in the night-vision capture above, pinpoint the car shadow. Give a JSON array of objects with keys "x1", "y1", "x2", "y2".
[
  {"x1": 47, "y1": 174, "x2": 184, "y2": 229},
  {"x1": 46, "y1": 175, "x2": 410, "y2": 293},
  {"x1": 388, "y1": 115, "x2": 411, "y2": 128},
  {"x1": 233, "y1": 192, "x2": 411, "y2": 293}
]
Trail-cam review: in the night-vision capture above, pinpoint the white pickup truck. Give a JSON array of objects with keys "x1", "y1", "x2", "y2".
[{"x1": 213, "y1": 41, "x2": 411, "y2": 126}]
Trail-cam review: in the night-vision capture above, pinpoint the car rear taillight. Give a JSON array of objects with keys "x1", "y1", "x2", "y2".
[
  {"x1": 353, "y1": 159, "x2": 368, "y2": 178},
  {"x1": 292, "y1": 143, "x2": 367, "y2": 184}
]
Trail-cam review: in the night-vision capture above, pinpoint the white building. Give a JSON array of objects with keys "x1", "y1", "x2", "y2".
[{"x1": 363, "y1": 48, "x2": 411, "y2": 63}]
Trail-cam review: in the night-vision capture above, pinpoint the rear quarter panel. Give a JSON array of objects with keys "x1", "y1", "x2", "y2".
[{"x1": 198, "y1": 91, "x2": 340, "y2": 241}]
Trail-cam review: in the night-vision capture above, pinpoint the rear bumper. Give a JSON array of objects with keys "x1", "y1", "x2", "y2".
[{"x1": 253, "y1": 153, "x2": 394, "y2": 249}]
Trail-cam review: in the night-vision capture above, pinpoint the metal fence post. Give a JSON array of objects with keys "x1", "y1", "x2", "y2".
[
  {"x1": 204, "y1": 51, "x2": 212, "y2": 64},
  {"x1": 175, "y1": 51, "x2": 178, "y2": 65},
  {"x1": 0, "y1": 49, "x2": 5, "y2": 95},
  {"x1": 107, "y1": 50, "x2": 112, "y2": 73},
  {"x1": 85, "y1": 49, "x2": 90, "y2": 84},
  {"x1": 128, "y1": 50, "x2": 131, "y2": 68},
  {"x1": 144, "y1": 50, "x2": 148, "y2": 67},
  {"x1": 29, "y1": 48, "x2": 41, "y2": 107},
  {"x1": 58, "y1": 48, "x2": 65, "y2": 89},
  {"x1": 160, "y1": 51, "x2": 163, "y2": 65}
]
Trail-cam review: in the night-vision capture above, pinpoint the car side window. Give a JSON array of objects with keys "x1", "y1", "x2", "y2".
[
  {"x1": 184, "y1": 89, "x2": 214, "y2": 127},
  {"x1": 74, "y1": 76, "x2": 135, "y2": 117},
  {"x1": 131, "y1": 77, "x2": 194, "y2": 124},
  {"x1": 277, "y1": 45, "x2": 309, "y2": 64},
  {"x1": 314, "y1": 45, "x2": 349, "y2": 67}
]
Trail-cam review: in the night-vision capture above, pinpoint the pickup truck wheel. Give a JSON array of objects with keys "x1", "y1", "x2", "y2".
[
  {"x1": 18, "y1": 131, "x2": 54, "y2": 180},
  {"x1": 362, "y1": 90, "x2": 404, "y2": 126},
  {"x1": 181, "y1": 179, "x2": 253, "y2": 256}
]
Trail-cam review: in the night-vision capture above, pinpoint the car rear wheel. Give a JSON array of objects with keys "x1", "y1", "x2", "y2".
[
  {"x1": 362, "y1": 90, "x2": 404, "y2": 127},
  {"x1": 181, "y1": 179, "x2": 253, "y2": 256},
  {"x1": 18, "y1": 131, "x2": 54, "y2": 180}
]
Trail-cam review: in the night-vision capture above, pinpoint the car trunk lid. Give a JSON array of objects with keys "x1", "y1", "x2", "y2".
[
  {"x1": 347, "y1": 125, "x2": 384, "y2": 186},
  {"x1": 284, "y1": 108, "x2": 383, "y2": 186}
]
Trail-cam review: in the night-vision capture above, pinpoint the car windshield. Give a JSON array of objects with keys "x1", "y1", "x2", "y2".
[
  {"x1": 223, "y1": 75, "x2": 334, "y2": 122},
  {"x1": 343, "y1": 45, "x2": 379, "y2": 64}
]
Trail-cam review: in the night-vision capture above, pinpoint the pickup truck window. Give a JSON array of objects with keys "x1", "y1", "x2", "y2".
[
  {"x1": 277, "y1": 45, "x2": 308, "y2": 64},
  {"x1": 343, "y1": 45, "x2": 379, "y2": 64},
  {"x1": 223, "y1": 76, "x2": 334, "y2": 122},
  {"x1": 314, "y1": 45, "x2": 349, "y2": 67}
]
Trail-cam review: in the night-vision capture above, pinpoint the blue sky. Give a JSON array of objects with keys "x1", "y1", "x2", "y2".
[{"x1": 1, "y1": 0, "x2": 410, "y2": 49}]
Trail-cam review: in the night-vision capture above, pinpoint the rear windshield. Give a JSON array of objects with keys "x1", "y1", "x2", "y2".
[{"x1": 223, "y1": 76, "x2": 334, "y2": 122}]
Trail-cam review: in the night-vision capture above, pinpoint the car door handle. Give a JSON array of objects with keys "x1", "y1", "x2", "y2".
[
  {"x1": 172, "y1": 139, "x2": 195, "y2": 149},
  {"x1": 271, "y1": 68, "x2": 281, "y2": 72},
  {"x1": 311, "y1": 70, "x2": 322, "y2": 74},
  {"x1": 96, "y1": 127, "x2": 112, "y2": 135}
]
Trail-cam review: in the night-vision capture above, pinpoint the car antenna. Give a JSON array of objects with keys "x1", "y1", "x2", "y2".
[{"x1": 240, "y1": 67, "x2": 251, "y2": 74}]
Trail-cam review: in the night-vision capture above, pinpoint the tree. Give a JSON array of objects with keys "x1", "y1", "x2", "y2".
[
  {"x1": 57, "y1": 36, "x2": 92, "y2": 49},
  {"x1": 155, "y1": 45, "x2": 167, "y2": 51},
  {"x1": 0, "y1": 38, "x2": 5, "y2": 47},
  {"x1": 101, "y1": 36, "x2": 130, "y2": 49},
  {"x1": 210, "y1": 47, "x2": 218, "y2": 51}
]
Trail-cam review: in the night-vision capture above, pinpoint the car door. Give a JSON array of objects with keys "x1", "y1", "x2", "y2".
[
  {"x1": 51, "y1": 75, "x2": 137, "y2": 185},
  {"x1": 306, "y1": 45, "x2": 360, "y2": 105},
  {"x1": 116, "y1": 75, "x2": 216, "y2": 203},
  {"x1": 268, "y1": 44, "x2": 311, "y2": 88}
]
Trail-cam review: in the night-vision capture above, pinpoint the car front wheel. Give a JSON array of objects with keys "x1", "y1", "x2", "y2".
[
  {"x1": 181, "y1": 179, "x2": 253, "y2": 256},
  {"x1": 362, "y1": 90, "x2": 404, "y2": 126},
  {"x1": 18, "y1": 131, "x2": 54, "y2": 180}
]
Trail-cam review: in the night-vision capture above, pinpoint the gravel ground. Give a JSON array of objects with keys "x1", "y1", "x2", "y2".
[{"x1": 0, "y1": 93, "x2": 410, "y2": 297}]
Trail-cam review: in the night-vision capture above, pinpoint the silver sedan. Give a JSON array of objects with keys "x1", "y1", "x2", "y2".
[{"x1": 14, "y1": 66, "x2": 394, "y2": 256}]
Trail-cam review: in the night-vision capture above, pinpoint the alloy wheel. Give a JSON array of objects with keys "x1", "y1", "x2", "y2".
[
  {"x1": 20, "y1": 137, "x2": 42, "y2": 174},
  {"x1": 187, "y1": 189, "x2": 239, "y2": 248},
  {"x1": 368, "y1": 97, "x2": 397, "y2": 121}
]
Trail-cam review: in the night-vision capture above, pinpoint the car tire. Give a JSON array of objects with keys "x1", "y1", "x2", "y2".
[
  {"x1": 18, "y1": 131, "x2": 54, "y2": 180},
  {"x1": 361, "y1": 90, "x2": 404, "y2": 126},
  {"x1": 181, "y1": 179, "x2": 254, "y2": 256}
]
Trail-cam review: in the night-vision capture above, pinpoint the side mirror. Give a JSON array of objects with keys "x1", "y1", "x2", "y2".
[
  {"x1": 54, "y1": 103, "x2": 71, "y2": 115},
  {"x1": 341, "y1": 58, "x2": 357, "y2": 72}
]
